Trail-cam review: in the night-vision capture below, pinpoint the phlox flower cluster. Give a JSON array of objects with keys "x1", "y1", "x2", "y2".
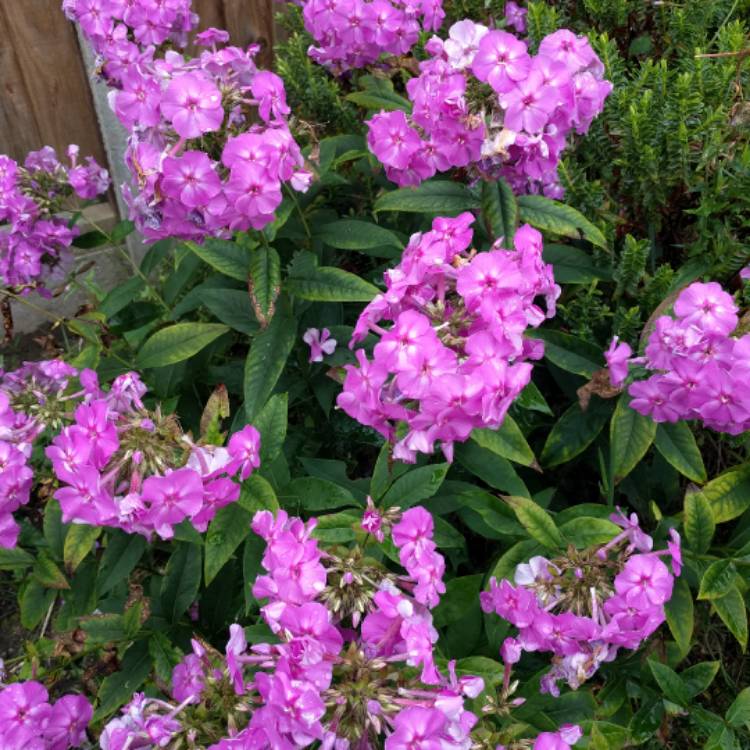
[
  {"x1": 289, "y1": 0, "x2": 445, "y2": 73},
  {"x1": 0, "y1": 679, "x2": 92, "y2": 750},
  {"x1": 111, "y1": 505, "x2": 481, "y2": 749},
  {"x1": 62, "y1": 0, "x2": 197, "y2": 79},
  {"x1": 0, "y1": 146, "x2": 109, "y2": 292},
  {"x1": 367, "y1": 22, "x2": 611, "y2": 194},
  {"x1": 0, "y1": 360, "x2": 81, "y2": 548},
  {"x1": 605, "y1": 281, "x2": 750, "y2": 434},
  {"x1": 65, "y1": 1, "x2": 312, "y2": 242},
  {"x1": 48, "y1": 370, "x2": 260, "y2": 539},
  {"x1": 482, "y1": 509, "x2": 681, "y2": 697},
  {"x1": 337, "y1": 213, "x2": 559, "y2": 462}
]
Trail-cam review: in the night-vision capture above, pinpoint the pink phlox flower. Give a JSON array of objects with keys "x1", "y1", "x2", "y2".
[
  {"x1": 605, "y1": 336, "x2": 632, "y2": 388},
  {"x1": 303, "y1": 328, "x2": 337, "y2": 363}
]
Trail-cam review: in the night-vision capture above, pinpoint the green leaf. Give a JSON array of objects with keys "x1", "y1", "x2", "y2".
[
  {"x1": 684, "y1": 490, "x2": 715, "y2": 554},
  {"x1": 204, "y1": 503, "x2": 253, "y2": 586},
  {"x1": 100, "y1": 276, "x2": 145, "y2": 318},
  {"x1": 664, "y1": 577, "x2": 694, "y2": 656},
  {"x1": 505, "y1": 496, "x2": 565, "y2": 550},
  {"x1": 654, "y1": 422, "x2": 706, "y2": 483},
  {"x1": 713, "y1": 585, "x2": 748, "y2": 650},
  {"x1": 19, "y1": 579, "x2": 55, "y2": 628},
  {"x1": 252, "y1": 393, "x2": 288, "y2": 463},
  {"x1": 681, "y1": 661, "x2": 720, "y2": 698},
  {"x1": 201, "y1": 289, "x2": 257, "y2": 335},
  {"x1": 44, "y1": 501, "x2": 65, "y2": 559},
  {"x1": 0, "y1": 546, "x2": 35, "y2": 571},
  {"x1": 433, "y1": 574, "x2": 483, "y2": 628},
  {"x1": 374, "y1": 181, "x2": 480, "y2": 215},
  {"x1": 481, "y1": 178, "x2": 518, "y2": 243},
  {"x1": 94, "y1": 640, "x2": 151, "y2": 720},
  {"x1": 698, "y1": 560, "x2": 737, "y2": 600},
  {"x1": 248, "y1": 245, "x2": 281, "y2": 324},
  {"x1": 542, "y1": 244, "x2": 613, "y2": 284},
  {"x1": 98, "y1": 533, "x2": 147, "y2": 595},
  {"x1": 527, "y1": 329, "x2": 603, "y2": 377},
  {"x1": 149, "y1": 632, "x2": 182, "y2": 683},
  {"x1": 160, "y1": 543, "x2": 201, "y2": 622},
  {"x1": 516, "y1": 380, "x2": 553, "y2": 415},
  {"x1": 63, "y1": 524, "x2": 101, "y2": 573},
  {"x1": 609, "y1": 394, "x2": 657, "y2": 482},
  {"x1": 517, "y1": 194, "x2": 607, "y2": 248},
  {"x1": 370, "y1": 442, "x2": 392, "y2": 501},
  {"x1": 315, "y1": 220, "x2": 402, "y2": 253},
  {"x1": 457, "y1": 488, "x2": 525, "y2": 540},
  {"x1": 382, "y1": 463, "x2": 450, "y2": 509},
  {"x1": 243, "y1": 534, "x2": 265, "y2": 614},
  {"x1": 186, "y1": 239, "x2": 250, "y2": 281},
  {"x1": 559, "y1": 517, "x2": 620, "y2": 548},
  {"x1": 648, "y1": 660, "x2": 690, "y2": 706},
  {"x1": 540, "y1": 399, "x2": 613, "y2": 468},
  {"x1": 243, "y1": 307, "x2": 296, "y2": 421},
  {"x1": 726, "y1": 687, "x2": 750, "y2": 728},
  {"x1": 238, "y1": 473, "x2": 279, "y2": 514},
  {"x1": 137, "y1": 323, "x2": 229, "y2": 368},
  {"x1": 346, "y1": 76, "x2": 411, "y2": 111},
  {"x1": 701, "y1": 463, "x2": 750, "y2": 524},
  {"x1": 33, "y1": 554, "x2": 69, "y2": 589},
  {"x1": 111, "y1": 219, "x2": 135, "y2": 244},
  {"x1": 287, "y1": 265, "x2": 379, "y2": 302},
  {"x1": 472, "y1": 417, "x2": 537, "y2": 468},
  {"x1": 81, "y1": 613, "x2": 126, "y2": 644},
  {"x1": 455, "y1": 442, "x2": 529, "y2": 496},
  {"x1": 488, "y1": 539, "x2": 541, "y2": 582},
  {"x1": 284, "y1": 477, "x2": 358, "y2": 512}
]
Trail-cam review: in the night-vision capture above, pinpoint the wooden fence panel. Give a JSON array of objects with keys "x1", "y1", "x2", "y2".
[
  {"x1": 192, "y1": 0, "x2": 279, "y2": 67},
  {"x1": 0, "y1": 0, "x2": 106, "y2": 164},
  {"x1": 0, "y1": 0, "x2": 279, "y2": 164}
]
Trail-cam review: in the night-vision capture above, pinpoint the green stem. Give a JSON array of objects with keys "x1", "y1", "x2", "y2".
[
  {"x1": 85, "y1": 217, "x2": 170, "y2": 313},
  {"x1": 284, "y1": 184, "x2": 311, "y2": 242}
]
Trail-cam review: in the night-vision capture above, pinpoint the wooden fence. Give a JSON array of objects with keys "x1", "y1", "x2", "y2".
[{"x1": 0, "y1": 0, "x2": 279, "y2": 165}]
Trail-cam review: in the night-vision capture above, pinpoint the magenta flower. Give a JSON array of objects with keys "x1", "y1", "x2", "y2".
[
  {"x1": 614, "y1": 554, "x2": 674, "y2": 609},
  {"x1": 45, "y1": 694, "x2": 93, "y2": 749},
  {"x1": 501, "y1": 70, "x2": 557, "y2": 133},
  {"x1": 161, "y1": 151, "x2": 222, "y2": 208},
  {"x1": 505, "y1": 1, "x2": 528, "y2": 34},
  {"x1": 160, "y1": 72, "x2": 224, "y2": 138},
  {"x1": 385, "y1": 706, "x2": 446, "y2": 750},
  {"x1": 471, "y1": 30, "x2": 531, "y2": 94},
  {"x1": 141, "y1": 468, "x2": 205, "y2": 539},
  {"x1": 251, "y1": 71, "x2": 291, "y2": 122},
  {"x1": 533, "y1": 727, "x2": 582, "y2": 750},
  {"x1": 172, "y1": 653, "x2": 206, "y2": 704},
  {"x1": 443, "y1": 20, "x2": 489, "y2": 70},
  {"x1": 366, "y1": 110, "x2": 422, "y2": 170},
  {"x1": 115, "y1": 70, "x2": 162, "y2": 129},
  {"x1": 303, "y1": 328, "x2": 337, "y2": 363},
  {"x1": 605, "y1": 336, "x2": 632, "y2": 388},
  {"x1": 0, "y1": 681, "x2": 50, "y2": 743},
  {"x1": 225, "y1": 623, "x2": 248, "y2": 694},
  {"x1": 628, "y1": 379, "x2": 682, "y2": 423},
  {"x1": 668, "y1": 528, "x2": 682, "y2": 576},
  {"x1": 227, "y1": 425, "x2": 261, "y2": 480},
  {"x1": 361, "y1": 496, "x2": 384, "y2": 542},
  {"x1": 673, "y1": 281, "x2": 738, "y2": 335}
]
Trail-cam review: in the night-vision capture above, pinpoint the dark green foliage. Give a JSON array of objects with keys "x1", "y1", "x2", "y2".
[
  {"x1": 528, "y1": 0, "x2": 750, "y2": 343},
  {"x1": 274, "y1": 7, "x2": 360, "y2": 139}
]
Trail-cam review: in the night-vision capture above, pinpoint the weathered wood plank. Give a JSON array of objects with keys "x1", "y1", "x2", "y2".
[{"x1": 0, "y1": 1, "x2": 106, "y2": 164}]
